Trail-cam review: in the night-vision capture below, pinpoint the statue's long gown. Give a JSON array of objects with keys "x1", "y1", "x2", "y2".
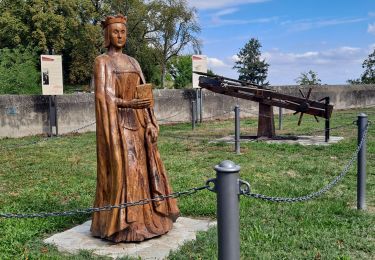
[{"x1": 91, "y1": 54, "x2": 179, "y2": 242}]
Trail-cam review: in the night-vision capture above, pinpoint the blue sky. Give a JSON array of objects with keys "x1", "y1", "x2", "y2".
[{"x1": 187, "y1": 0, "x2": 375, "y2": 85}]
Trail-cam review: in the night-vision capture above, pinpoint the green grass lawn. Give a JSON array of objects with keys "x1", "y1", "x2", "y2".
[{"x1": 0, "y1": 107, "x2": 374, "y2": 259}]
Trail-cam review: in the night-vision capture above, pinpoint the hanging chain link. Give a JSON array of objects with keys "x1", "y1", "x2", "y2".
[
  {"x1": 0, "y1": 185, "x2": 209, "y2": 219},
  {"x1": 1, "y1": 121, "x2": 96, "y2": 150},
  {"x1": 242, "y1": 123, "x2": 369, "y2": 203}
]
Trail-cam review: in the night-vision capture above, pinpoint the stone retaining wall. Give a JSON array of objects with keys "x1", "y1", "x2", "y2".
[{"x1": 1, "y1": 85, "x2": 374, "y2": 138}]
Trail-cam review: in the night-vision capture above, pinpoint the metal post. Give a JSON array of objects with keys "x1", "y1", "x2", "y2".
[
  {"x1": 214, "y1": 160, "x2": 241, "y2": 260},
  {"x1": 191, "y1": 100, "x2": 196, "y2": 130},
  {"x1": 278, "y1": 107, "x2": 283, "y2": 130},
  {"x1": 325, "y1": 97, "x2": 330, "y2": 142},
  {"x1": 48, "y1": 96, "x2": 53, "y2": 137},
  {"x1": 48, "y1": 95, "x2": 58, "y2": 137},
  {"x1": 357, "y1": 113, "x2": 367, "y2": 210},
  {"x1": 199, "y1": 88, "x2": 203, "y2": 123},
  {"x1": 234, "y1": 106, "x2": 240, "y2": 154},
  {"x1": 54, "y1": 95, "x2": 58, "y2": 136},
  {"x1": 195, "y1": 89, "x2": 199, "y2": 124}
]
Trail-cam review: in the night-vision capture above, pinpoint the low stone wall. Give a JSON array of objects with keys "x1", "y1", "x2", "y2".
[{"x1": 1, "y1": 85, "x2": 374, "y2": 138}]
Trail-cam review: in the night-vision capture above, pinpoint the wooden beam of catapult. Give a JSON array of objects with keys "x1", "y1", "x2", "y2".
[{"x1": 195, "y1": 71, "x2": 334, "y2": 139}]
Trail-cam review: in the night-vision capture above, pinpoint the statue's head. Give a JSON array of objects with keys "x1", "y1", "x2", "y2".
[{"x1": 101, "y1": 14, "x2": 127, "y2": 49}]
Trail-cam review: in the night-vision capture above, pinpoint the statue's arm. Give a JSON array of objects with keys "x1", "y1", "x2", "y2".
[{"x1": 94, "y1": 57, "x2": 106, "y2": 102}]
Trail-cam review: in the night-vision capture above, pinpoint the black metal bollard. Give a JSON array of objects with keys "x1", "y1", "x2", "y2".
[
  {"x1": 325, "y1": 97, "x2": 330, "y2": 142},
  {"x1": 234, "y1": 106, "x2": 240, "y2": 154},
  {"x1": 357, "y1": 113, "x2": 368, "y2": 210},
  {"x1": 215, "y1": 160, "x2": 241, "y2": 260},
  {"x1": 199, "y1": 89, "x2": 203, "y2": 123},
  {"x1": 191, "y1": 100, "x2": 196, "y2": 130},
  {"x1": 48, "y1": 95, "x2": 58, "y2": 137}
]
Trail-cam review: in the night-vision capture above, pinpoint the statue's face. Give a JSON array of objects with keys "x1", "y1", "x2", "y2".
[{"x1": 108, "y1": 23, "x2": 127, "y2": 48}]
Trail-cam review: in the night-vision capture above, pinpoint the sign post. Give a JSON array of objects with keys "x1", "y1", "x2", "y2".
[
  {"x1": 41, "y1": 55, "x2": 63, "y2": 136},
  {"x1": 192, "y1": 55, "x2": 207, "y2": 123}
]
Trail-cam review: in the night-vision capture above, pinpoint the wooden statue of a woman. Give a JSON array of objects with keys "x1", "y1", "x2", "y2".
[{"x1": 91, "y1": 14, "x2": 179, "y2": 242}]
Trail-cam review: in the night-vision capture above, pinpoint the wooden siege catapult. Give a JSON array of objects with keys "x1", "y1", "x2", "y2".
[{"x1": 195, "y1": 72, "x2": 334, "y2": 140}]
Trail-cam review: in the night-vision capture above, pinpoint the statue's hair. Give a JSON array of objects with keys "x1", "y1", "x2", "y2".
[{"x1": 101, "y1": 14, "x2": 127, "y2": 48}]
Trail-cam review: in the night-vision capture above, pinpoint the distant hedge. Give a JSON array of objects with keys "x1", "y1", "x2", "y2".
[{"x1": 0, "y1": 47, "x2": 40, "y2": 94}]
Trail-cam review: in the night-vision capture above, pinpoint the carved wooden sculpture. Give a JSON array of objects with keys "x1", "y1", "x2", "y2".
[{"x1": 91, "y1": 14, "x2": 179, "y2": 242}]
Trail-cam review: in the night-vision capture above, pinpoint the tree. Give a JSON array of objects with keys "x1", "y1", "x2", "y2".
[
  {"x1": 148, "y1": 0, "x2": 201, "y2": 88},
  {"x1": 0, "y1": 0, "x2": 201, "y2": 91},
  {"x1": 0, "y1": 0, "x2": 103, "y2": 86},
  {"x1": 233, "y1": 38, "x2": 269, "y2": 86},
  {"x1": 0, "y1": 47, "x2": 40, "y2": 94},
  {"x1": 114, "y1": 0, "x2": 163, "y2": 85},
  {"x1": 348, "y1": 49, "x2": 375, "y2": 84},
  {"x1": 168, "y1": 55, "x2": 192, "y2": 88},
  {"x1": 295, "y1": 70, "x2": 322, "y2": 85}
]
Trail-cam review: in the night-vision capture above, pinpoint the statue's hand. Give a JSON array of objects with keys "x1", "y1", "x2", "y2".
[
  {"x1": 146, "y1": 124, "x2": 158, "y2": 143},
  {"x1": 127, "y1": 98, "x2": 151, "y2": 109}
]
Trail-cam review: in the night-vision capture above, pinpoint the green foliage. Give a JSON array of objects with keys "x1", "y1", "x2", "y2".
[
  {"x1": 359, "y1": 49, "x2": 375, "y2": 84},
  {"x1": 0, "y1": 47, "x2": 40, "y2": 94},
  {"x1": 295, "y1": 70, "x2": 322, "y2": 85},
  {"x1": 233, "y1": 38, "x2": 269, "y2": 86},
  {"x1": 0, "y1": 0, "x2": 103, "y2": 87},
  {"x1": 168, "y1": 55, "x2": 192, "y2": 88},
  {"x1": 148, "y1": 0, "x2": 201, "y2": 88},
  {"x1": 0, "y1": 0, "x2": 201, "y2": 90},
  {"x1": 207, "y1": 69, "x2": 215, "y2": 76},
  {"x1": 347, "y1": 48, "x2": 375, "y2": 84}
]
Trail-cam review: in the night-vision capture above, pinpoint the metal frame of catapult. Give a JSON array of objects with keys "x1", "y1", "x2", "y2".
[{"x1": 195, "y1": 71, "x2": 334, "y2": 139}]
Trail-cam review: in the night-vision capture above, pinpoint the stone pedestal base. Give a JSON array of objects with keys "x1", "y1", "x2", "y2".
[{"x1": 44, "y1": 217, "x2": 216, "y2": 259}]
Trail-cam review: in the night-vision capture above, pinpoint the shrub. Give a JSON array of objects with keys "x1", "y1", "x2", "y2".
[{"x1": 0, "y1": 47, "x2": 40, "y2": 94}]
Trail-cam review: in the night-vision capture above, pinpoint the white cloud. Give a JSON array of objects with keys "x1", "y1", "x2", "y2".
[
  {"x1": 231, "y1": 54, "x2": 240, "y2": 62},
  {"x1": 208, "y1": 57, "x2": 230, "y2": 68},
  {"x1": 282, "y1": 17, "x2": 367, "y2": 32},
  {"x1": 188, "y1": 0, "x2": 269, "y2": 10},
  {"x1": 260, "y1": 46, "x2": 366, "y2": 84},
  {"x1": 209, "y1": 46, "x2": 367, "y2": 85},
  {"x1": 213, "y1": 8, "x2": 239, "y2": 17},
  {"x1": 207, "y1": 16, "x2": 278, "y2": 28},
  {"x1": 263, "y1": 46, "x2": 362, "y2": 66},
  {"x1": 368, "y1": 43, "x2": 375, "y2": 52},
  {"x1": 368, "y1": 23, "x2": 375, "y2": 35}
]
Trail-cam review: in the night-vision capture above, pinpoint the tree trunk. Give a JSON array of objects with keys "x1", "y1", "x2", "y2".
[
  {"x1": 161, "y1": 61, "x2": 166, "y2": 89},
  {"x1": 257, "y1": 103, "x2": 275, "y2": 138}
]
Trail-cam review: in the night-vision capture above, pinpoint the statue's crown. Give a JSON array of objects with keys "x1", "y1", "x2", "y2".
[{"x1": 101, "y1": 14, "x2": 127, "y2": 29}]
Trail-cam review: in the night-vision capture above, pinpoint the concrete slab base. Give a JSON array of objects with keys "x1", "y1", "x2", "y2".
[
  {"x1": 212, "y1": 135, "x2": 344, "y2": 146},
  {"x1": 265, "y1": 135, "x2": 344, "y2": 146},
  {"x1": 44, "y1": 217, "x2": 216, "y2": 259}
]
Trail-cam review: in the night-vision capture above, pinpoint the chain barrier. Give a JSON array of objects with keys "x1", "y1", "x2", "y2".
[
  {"x1": 161, "y1": 134, "x2": 222, "y2": 142},
  {"x1": 157, "y1": 111, "x2": 186, "y2": 122},
  {"x1": 300, "y1": 122, "x2": 355, "y2": 136},
  {"x1": 0, "y1": 184, "x2": 209, "y2": 219},
  {"x1": 239, "y1": 108, "x2": 274, "y2": 119},
  {"x1": 0, "y1": 121, "x2": 96, "y2": 150},
  {"x1": 240, "y1": 107, "x2": 356, "y2": 137},
  {"x1": 69, "y1": 121, "x2": 96, "y2": 134},
  {"x1": 200, "y1": 110, "x2": 233, "y2": 120},
  {"x1": 241, "y1": 124, "x2": 369, "y2": 203}
]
